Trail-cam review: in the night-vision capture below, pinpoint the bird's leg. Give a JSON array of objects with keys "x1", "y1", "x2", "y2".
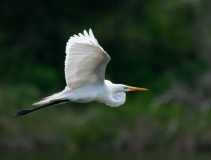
[
  {"x1": 12, "y1": 109, "x2": 34, "y2": 117},
  {"x1": 12, "y1": 99, "x2": 69, "y2": 118}
]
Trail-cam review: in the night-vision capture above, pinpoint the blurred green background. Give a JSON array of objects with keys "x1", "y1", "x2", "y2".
[{"x1": 1, "y1": 0, "x2": 211, "y2": 158}]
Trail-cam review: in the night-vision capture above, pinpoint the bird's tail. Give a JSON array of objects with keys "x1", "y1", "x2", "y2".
[
  {"x1": 33, "y1": 92, "x2": 63, "y2": 105},
  {"x1": 33, "y1": 87, "x2": 71, "y2": 105}
]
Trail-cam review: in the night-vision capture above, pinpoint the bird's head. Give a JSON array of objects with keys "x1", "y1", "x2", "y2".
[{"x1": 123, "y1": 85, "x2": 148, "y2": 92}]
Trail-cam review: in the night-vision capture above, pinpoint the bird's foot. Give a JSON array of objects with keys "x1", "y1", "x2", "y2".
[{"x1": 12, "y1": 109, "x2": 33, "y2": 118}]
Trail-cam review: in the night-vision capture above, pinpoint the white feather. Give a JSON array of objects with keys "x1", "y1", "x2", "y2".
[
  {"x1": 34, "y1": 29, "x2": 110, "y2": 105},
  {"x1": 65, "y1": 29, "x2": 110, "y2": 90}
]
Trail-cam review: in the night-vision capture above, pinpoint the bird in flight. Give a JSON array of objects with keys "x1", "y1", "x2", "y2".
[{"x1": 13, "y1": 29, "x2": 148, "y2": 117}]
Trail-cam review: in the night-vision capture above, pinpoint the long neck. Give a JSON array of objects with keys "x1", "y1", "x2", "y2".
[
  {"x1": 100, "y1": 81, "x2": 126, "y2": 107},
  {"x1": 105, "y1": 92, "x2": 126, "y2": 107}
]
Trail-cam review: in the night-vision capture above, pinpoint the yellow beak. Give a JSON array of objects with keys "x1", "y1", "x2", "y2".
[{"x1": 125, "y1": 86, "x2": 149, "y2": 91}]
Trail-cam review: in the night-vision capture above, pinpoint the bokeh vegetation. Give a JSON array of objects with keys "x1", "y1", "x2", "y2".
[{"x1": 1, "y1": 0, "x2": 211, "y2": 153}]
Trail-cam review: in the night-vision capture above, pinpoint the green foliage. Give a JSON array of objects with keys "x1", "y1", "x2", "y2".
[{"x1": 0, "y1": 0, "x2": 211, "y2": 152}]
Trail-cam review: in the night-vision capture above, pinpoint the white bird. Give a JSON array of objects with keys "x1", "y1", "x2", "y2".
[{"x1": 13, "y1": 29, "x2": 148, "y2": 117}]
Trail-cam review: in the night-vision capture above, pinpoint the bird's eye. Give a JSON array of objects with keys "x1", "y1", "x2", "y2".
[{"x1": 124, "y1": 86, "x2": 129, "y2": 89}]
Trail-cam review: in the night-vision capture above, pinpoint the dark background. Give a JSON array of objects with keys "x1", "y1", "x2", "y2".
[{"x1": 1, "y1": 0, "x2": 211, "y2": 155}]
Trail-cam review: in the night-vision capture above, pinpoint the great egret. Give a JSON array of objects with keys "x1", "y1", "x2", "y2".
[{"x1": 13, "y1": 29, "x2": 148, "y2": 117}]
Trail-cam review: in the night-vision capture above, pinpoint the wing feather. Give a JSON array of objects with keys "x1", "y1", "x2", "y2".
[
  {"x1": 65, "y1": 29, "x2": 110, "y2": 90},
  {"x1": 89, "y1": 28, "x2": 95, "y2": 39},
  {"x1": 83, "y1": 30, "x2": 89, "y2": 37}
]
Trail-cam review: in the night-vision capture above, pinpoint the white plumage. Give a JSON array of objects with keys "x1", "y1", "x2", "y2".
[
  {"x1": 13, "y1": 29, "x2": 148, "y2": 117},
  {"x1": 65, "y1": 29, "x2": 110, "y2": 90}
]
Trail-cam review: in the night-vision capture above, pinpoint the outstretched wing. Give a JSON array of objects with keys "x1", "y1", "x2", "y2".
[{"x1": 65, "y1": 29, "x2": 110, "y2": 90}]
